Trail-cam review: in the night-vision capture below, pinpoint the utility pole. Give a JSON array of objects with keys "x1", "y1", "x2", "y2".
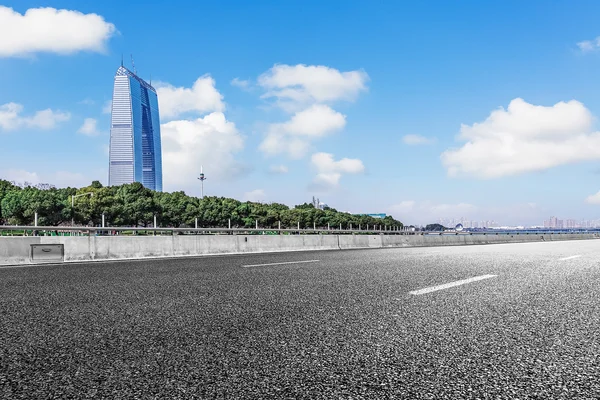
[{"x1": 197, "y1": 165, "x2": 207, "y2": 199}]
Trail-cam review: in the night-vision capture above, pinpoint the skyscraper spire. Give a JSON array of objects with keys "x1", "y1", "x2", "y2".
[{"x1": 130, "y1": 54, "x2": 137, "y2": 75}]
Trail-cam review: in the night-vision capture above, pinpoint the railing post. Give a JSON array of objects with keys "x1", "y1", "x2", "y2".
[
  {"x1": 278, "y1": 221, "x2": 281, "y2": 230},
  {"x1": 229, "y1": 219, "x2": 231, "y2": 229},
  {"x1": 102, "y1": 213, "x2": 105, "y2": 228},
  {"x1": 195, "y1": 218, "x2": 198, "y2": 229},
  {"x1": 256, "y1": 219, "x2": 258, "y2": 229},
  {"x1": 313, "y1": 222, "x2": 316, "y2": 230},
  {"x1": 340, "y1": 223, "x2": 342, "y2": 230},
  {"x1": 297, "y1": 221, "x2": 300, "y2": 231},
  {"x1": 34, "y1": 212, "x2": 38, "y2": 227},
  {"x1": 327, "y1": 223, "x2": 330, "y2": 230}
]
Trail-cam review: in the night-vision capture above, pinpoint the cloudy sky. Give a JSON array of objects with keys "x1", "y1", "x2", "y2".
[{"x1": 2, "y1": 1, "x2": 600, "y2": 226}]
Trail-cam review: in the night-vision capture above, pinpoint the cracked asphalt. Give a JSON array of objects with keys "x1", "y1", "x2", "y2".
[{"x1": 1, "y1": 240, "x2": 599, "y2": 399}]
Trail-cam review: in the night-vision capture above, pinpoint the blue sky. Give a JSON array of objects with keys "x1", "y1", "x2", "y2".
[{"x1": 2, "y1": 1, "x2": 600, "y2": 226}]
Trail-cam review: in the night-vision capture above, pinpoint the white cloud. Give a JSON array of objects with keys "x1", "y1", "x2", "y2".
[
  {"x1": 1, "y1": 169, "x2": 40, "y2": 184},
  {"x1": 258, "y1": 64, "x2": 369, "y2": 113},
  {"x1": 53, "y1": 171, "x2": 90, "y2": 187},
  {"x1": 585, "y1": 191, "x2": 600, "y2": 204},
  {"x1": 577, "y1": 37, "x2": 600, "y2": 53},
  {"x1": 402, "y1": 134, "x2": 436, "y2": 145},
  {"x1": 231, "y1": 77, "x2": 251, "y2": 90},
  {"x1": 260, "y1": 104, "x2": 346, "y2": 158},
  {"x1": 388, "y1": 200, "x2": 416, "y2": 214},
  {"x1": 260, "y1": 135, "x2": 311, "y2": 160},
  {"x1": 309, "y1": 152, "x2": 364, "y2": 190},
  {"x1": 0, "y1": 102, "x2": 70, "y2": 131},
  {"x1": 161, "y1": 112, "x2": 246, "y2": 192},
  {"x1": 0, "y1": 168, "x2": 89, "y2": 188},
  {"x1": 441, "y1": 98, "x2": 600, "y2": 179},
  {"x1": 269, "y1": 165, "x2": 289, "y2": 174},
  {"x1": 102, "y1": 100, "x2": 112, "y2": 114},
  {"x1": 243, "y1": 189, "x2": 266, "y2": 202},
  {"x1": 255, "y1": 64, "x2": 368, "y2": 160},
  {"x1": 270, "y1": 104, "x2": 346, "y2": 137},
  {"x1": 258, "y1": 64, "x2": 369, "y2": 111},
  {"x1": 156, "y1": 75, "x2": 225, "y2": 120},
  {"x1": 78, "y1": 98, "x2": 95, "y2": 106},
  {"x1": 27, "y1": 109, "x2": 71, "y2": 129},
  {"x1": 77, "y1": 118, "x2": 101, "y2": 136},
  {"x1": 0, "y1": 6, "x2": 116, "y2": 58}
]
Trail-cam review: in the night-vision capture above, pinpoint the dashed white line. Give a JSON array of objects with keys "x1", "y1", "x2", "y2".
[
  {"x1": 242, "y1": 259, "x2": 320, "y2": 268},
  {"x1": 559, "y1": 255, "x2": 582, "y2": 261},
  {"x1": 409, "y1": 274, "x2": 497, "y2": 295}
]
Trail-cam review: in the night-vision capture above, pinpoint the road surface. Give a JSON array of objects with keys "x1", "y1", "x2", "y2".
[{"x1": 1, "y1": 240, "x2": 599, "y2": 399}]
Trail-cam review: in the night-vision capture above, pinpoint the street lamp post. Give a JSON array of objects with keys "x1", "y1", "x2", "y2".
[
  {"x1": 71, "y1": 192, "x2": 94, "y2": 227},
  {"x1": 197, "y1": 165, "x2": 207, "y2": 199}
]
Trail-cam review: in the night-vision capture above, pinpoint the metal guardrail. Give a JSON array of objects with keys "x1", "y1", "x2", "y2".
[
  {"x1": 0, "y1": 225, "x2": 408, "y2": 236},
  {"x1": 0, "y1": 225, "x2": 598, "y2": 236}
]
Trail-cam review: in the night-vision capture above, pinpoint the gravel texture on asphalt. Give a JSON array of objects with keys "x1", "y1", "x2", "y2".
[{"x1": 1, "y1": 240, "x2": 599, "y2": 399}]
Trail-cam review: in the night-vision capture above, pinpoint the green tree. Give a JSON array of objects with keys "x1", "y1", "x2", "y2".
[
  {"x1": 115, "y1": 183, "x2": 157, "y2": 227},
  {"x1": 90, "y1": 180, "x2": 103, "y2": 189},
  {"x1": 1, "y1": 190, "x2": 25, "y2": 225},
  {"x1": 0, "y1": 180, "x2": 20, "y2": 224},
  {"x1": 425, "y1": 223, "x2": 446, "y2": 231},
  {"x1": 0, "y1": 180, "x2": 405, "y2": 229},
  {"x1": 1, "y1": 187, "x2": 71, "y2": 226},
  {"x1": 156, "y1": 191, "x2": 192, "y2": 227}
]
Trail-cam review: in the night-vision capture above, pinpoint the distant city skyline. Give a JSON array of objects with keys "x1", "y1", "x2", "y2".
[
  {"x1": 542, "y1": 216, "x2": 600, "y2": 229},
  {"x1": 433, "y1": 215, "x2": 600, "y2": 229},
  {"x1": 437, "y1": 218, "x2": 500, "y2": 229}
]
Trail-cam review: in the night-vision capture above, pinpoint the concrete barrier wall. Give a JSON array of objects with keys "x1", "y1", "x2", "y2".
[
  {"x1": 0, "y1": 233, "x2": 597, "y2": 266},
  {"x1": 0, "y1": 237, "x2": 41, "y2": 265},
  {"x1": 383, "y1": 233, "x2": 595, "y2": 247},
  {"x1": 338, "y1": 235, "x2": 383, "y2": 249},
  {"x1": 26, "y1": 234, "x2": 343, "y2": 263}
]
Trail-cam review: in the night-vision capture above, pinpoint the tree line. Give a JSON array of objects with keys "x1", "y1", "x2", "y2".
[{"x1": 0, "y1": 180, "x2": 404, "y2": 229}]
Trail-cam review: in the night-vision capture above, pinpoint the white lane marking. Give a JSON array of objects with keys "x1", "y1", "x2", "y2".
[
  {"x1": 409, "y1": 274, "x2": 497, "y2": 295},
  {"x1": 559, "y1": 255, "x2": 581, "y2": 261},
  {"x1": 242, "y1": 259, "x2": 320, "y2": 268}
]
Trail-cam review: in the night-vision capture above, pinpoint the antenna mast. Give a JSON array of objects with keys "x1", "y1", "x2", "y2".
[
  {"x1": 197, "y1": 166, "x2": 207, "y2": 199},
  {"x1": 130, "y1": 54, "x2": 137, "y2": 75}
]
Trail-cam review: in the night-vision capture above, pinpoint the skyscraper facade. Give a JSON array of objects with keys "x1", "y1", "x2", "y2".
[{"x1": 108, "y1": 65, "x2": 163, "y2": 191}]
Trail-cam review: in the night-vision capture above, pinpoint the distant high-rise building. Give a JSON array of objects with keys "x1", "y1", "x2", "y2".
[{"x1": 108, "y1": 64, "x2": 163, "y2": 191}]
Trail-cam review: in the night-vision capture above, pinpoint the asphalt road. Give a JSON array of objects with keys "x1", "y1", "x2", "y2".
[{"x1": 1, "y1": 240, "x2": 599, "y2": 399}]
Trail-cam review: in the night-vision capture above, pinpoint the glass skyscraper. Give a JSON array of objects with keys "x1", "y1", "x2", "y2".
[{"x1": 108, "y1": 64, "x2": 163, "y2": 191}]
